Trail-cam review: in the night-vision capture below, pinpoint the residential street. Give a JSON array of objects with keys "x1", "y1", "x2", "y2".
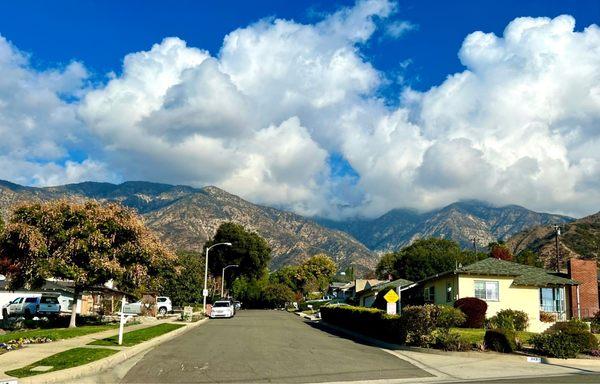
[{"x1": 117, "y1": 310, "x2": 430, "y2": 383}]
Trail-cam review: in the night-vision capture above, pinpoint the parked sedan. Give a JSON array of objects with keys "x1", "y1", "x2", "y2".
[{"x1": 210, "y1": 300, "x2": 235, "y2": 318}]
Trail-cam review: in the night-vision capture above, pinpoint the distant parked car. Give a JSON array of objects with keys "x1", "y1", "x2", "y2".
[
  {"x1": 121, "y1": 296, "x2": 172, "y2": 316},
  {"x1": 2, "y1": 295, "x2": 61, "y2": 319},
  {"x1": 210, "y1": 300, "x2": 235, "y2": 318},
  {"x1": 156, "y1": 296, "x2": 172, "y2": 315}
]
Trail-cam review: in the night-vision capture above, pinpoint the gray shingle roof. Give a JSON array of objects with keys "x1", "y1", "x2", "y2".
[{"x1": 456, "y1": 258, "x2": 579, "y2": 287}]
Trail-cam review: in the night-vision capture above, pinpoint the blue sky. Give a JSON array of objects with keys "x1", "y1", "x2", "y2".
[
  {"x1": 0, "y1": 0, "x2": 599, "y2": 218},
  {"x1": 1, "y1": 0, "x2": 598, "y2": 91}
]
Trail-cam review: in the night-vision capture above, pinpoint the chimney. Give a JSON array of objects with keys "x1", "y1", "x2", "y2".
[{"x1": 568, "y1": 259, "x2": 599, "y2": 319}]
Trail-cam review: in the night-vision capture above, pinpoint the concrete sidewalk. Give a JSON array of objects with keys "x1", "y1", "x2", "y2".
[
  {"x1": 0, "y1": 318, "x2": 181, "y2": 380},
  {"x1": 313, "y1": 319, "x2": 600, "y2": 383}
]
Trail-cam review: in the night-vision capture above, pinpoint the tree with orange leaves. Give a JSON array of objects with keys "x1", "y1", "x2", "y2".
[{"x1": 0, "y1": 200, "x2": 176, "y2": 327}]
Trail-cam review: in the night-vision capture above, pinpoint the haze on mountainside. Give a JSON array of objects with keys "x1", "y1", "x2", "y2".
[{"x1": 0, "y1": 0, "x2": 599, "y2": 223}]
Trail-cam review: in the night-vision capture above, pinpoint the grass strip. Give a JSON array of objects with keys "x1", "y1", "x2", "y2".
[
  {"x1": 451, "y1": 328, "x2": 537, "y2": 344},
  {"x1": 5, "y1": 347, "x2": 118, "y2": 378},
  {"x1": 0, "y1": 324, "x2": 118, "y2": 344},
  {"x1": 88, "y1": 323, "x2": 185, "y2": 347}
]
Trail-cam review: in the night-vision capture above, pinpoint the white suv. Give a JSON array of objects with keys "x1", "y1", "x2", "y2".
[{"x1": 156, "y1": 296, "x2": 172, "y2": 315}]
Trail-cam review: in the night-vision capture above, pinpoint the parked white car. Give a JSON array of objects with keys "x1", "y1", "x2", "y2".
[
  {"x1": 210, "y1": 300, "x2": 235, "y2": 318},
  {"x1": 156, "y1": 296, "x2": 172, "y2": 315}
]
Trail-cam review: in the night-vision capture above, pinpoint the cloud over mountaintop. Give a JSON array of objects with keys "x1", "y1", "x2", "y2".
[{"x1": 1, "y1": 0, "x2": 599, "y2": 219}]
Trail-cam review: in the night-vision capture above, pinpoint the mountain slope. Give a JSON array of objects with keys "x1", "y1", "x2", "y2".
[
  {"x1": 319, "y1": 201, "x2": 573, "y2": 252},
  {"x1": 0, "y1": 180, "x2": 375, "y2": 271},
  {"x1": 506, "y1": 211, "x2": 600, "y2": 268}
]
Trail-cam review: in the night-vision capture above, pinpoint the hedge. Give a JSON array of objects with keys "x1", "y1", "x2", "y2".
[
  {"x1": 320, "y1": 304, "x2": 466, "y2": 347},
  {"x1": 320, "y1": 305, "x2": 406, "y2": 344}
]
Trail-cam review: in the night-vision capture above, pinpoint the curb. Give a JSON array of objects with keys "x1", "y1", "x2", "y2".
[{"x1": 13, "y1": 318, "x2": 208, "y2": 384}]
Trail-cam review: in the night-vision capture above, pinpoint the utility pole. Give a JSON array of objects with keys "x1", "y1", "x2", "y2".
[
  {"x1": 471, "y1": 238, "x2": 477, "y2": 253},
  {"x1": 553, "y1": 225, "x2": 561, "y2": 272}
]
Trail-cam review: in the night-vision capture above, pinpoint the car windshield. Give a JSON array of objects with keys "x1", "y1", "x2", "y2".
[{"x1": 213, "y1": 302, "x2": 230, "y2": 307}]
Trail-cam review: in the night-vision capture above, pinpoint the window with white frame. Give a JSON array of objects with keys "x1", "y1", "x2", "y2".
[{"x1": 474, "y1": 280, "x2": 499, "y2": 301}]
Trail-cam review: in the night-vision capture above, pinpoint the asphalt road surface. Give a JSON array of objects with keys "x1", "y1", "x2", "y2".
[{"x1": 120, "y1": 310, "x2": 430, "y2": 383}]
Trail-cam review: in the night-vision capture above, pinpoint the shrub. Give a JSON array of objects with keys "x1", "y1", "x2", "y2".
[
  {"x1": 531, "y1": 319, "x2": 599, "y2": 358},
  {"x1": 437, "y1": 306, "x2": 466, "y2": 329},
  {"x1": 545, "y1": 320, "x2": 598, "y2": 352},
  {"x1": 484, "y1": 329, "x2": 517, "y2": 353},
  {"x1": 320, "y1": 305, "x2": 406, "y2": 344},
  {"x1": 488, "y1": 309, "x2": 529, "y2": 331},
  {"x1": 454, "y1": 297, "x2": 487, "y2": 328},
  {"x1": 531, "y1": 333, "x2": 580, "y2": 359},
  {"x1": 590, "y1": 311, "x2": 600, "y2": 334},
  {"x1": 401, "y1": 305, "x2": 440, "y2": 347},
  {"x1": 434, "y1": 330, "x2": 472, "y2": 351}
]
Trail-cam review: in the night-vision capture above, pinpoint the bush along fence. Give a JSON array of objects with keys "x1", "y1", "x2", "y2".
[{"x1": 320, "y1": 304, "x2": 468, "y2": 350}]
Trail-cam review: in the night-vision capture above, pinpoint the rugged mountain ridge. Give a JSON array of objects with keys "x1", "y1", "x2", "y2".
[
  {"x1": 0, "y1": 180, "x2": 375, "y2": 271},
  {"x1": 506, "y1": 211, "x2": 600, "y2": 268},
  {"x1": 319, "y1": 200, "x2": 574, "y2": 252}
]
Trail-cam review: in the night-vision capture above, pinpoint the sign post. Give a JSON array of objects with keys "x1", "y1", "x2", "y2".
[
  {"x1": 118, "y1": 297, "x2": 126, "y2": 346},
  {"x1": 383, "y1": 289, "x2": 399, "y2": 315}
]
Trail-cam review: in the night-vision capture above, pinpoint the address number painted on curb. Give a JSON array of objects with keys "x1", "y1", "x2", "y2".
[{"x1": 527, "y1": 356, "x2": 542, "y2": 363}]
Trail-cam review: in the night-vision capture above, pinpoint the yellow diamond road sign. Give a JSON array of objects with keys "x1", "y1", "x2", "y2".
[{"x1": 383, "y1": 289, "x2": 399, "y2": 303}]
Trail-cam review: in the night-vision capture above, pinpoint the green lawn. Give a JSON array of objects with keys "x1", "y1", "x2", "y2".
[
  {"x1": 0, "y1": 324, "x2": 118, "y2": 344},
  {"x1": 5, "y1": 347, "x2": 118, "y2": 378},
  {"x1": 451, "y1": 328, "x2": 537, "y2": 344},
  {"x1": 88, "y1": 323, "x2": 185, "y2": 347}
]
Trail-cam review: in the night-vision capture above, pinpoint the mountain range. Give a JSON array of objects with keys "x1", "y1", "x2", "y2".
[
  {"x1": 0, "y1": 179, "x2": 581, "y2": 272},
  {"x1": 318, "y1": 201, "x2": 573, "y2": 252},
  {"x1": 506, "y1": 211, "x2": 600, "y2": 268}
]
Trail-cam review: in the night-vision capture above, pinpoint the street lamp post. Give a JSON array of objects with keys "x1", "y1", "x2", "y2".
[
  {"x1": 221, "y1": 264, "x2": 239, "y2": 298},
  {"x1": 203, "y1": 242, "x2": 232, "y2": 315}
]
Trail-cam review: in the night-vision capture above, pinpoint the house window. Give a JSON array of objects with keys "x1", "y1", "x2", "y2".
[
  {"x1": 446, "y1": 282, "x2": 453, "y2": 302},
  {"x1": 474, "y1": 281, "x2": 499, "y2": 301},
  {"x1": 540, "y1": 287, "x2": 565, "y2": 313},
  {"x1": 424, "y1": 286, "x2": 435, "y2": 303}
]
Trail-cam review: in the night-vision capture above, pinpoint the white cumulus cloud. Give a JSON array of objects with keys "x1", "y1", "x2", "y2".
[{"x1": 1, "y1": 2, "x2": 600, "y2": 219}]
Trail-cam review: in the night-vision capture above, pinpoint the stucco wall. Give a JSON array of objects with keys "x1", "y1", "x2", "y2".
[
  {"x1": 424, "y1": 275, "x2": 458, "y2": 305},
  {"x1": 457, "y1": 274, "x2": 564, "y2": 332}
]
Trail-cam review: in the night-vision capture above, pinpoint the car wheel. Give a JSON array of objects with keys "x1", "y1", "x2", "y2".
[
  {"x1": 24, "y1": 309, "x2": 33, "y2": 319},
  {"x1": 158, "y1": 307, "x2": 167, "y2": 315}
]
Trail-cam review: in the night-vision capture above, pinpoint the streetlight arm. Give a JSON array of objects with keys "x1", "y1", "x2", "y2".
[{"x1": 203, "y1": 242, "x2": 232, "y2": 316}]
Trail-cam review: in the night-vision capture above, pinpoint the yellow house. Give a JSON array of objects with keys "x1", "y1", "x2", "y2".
[{"x1": 413, "y1": 258, "x2": 579, "y2": 332}]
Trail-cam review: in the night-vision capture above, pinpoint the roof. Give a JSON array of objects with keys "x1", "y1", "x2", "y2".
[
  {"x1": 371, "y1": 278, "x2": 415, "y2": 291},
  {"x1": 330, "y1": 282, "x2": 354, "y2": 289},
  {"x1": 354, "y1": 279, "x2": 386, "y2": 293},
  {"x1": 456, "y1": 258, "x2": 579, "y2": 287},
  {"x1": 0, "y1": 279, "x2": 134, "y2": 296},
  {"x1": 356, "y1": 278, "x2": 415, "y2": 298}
]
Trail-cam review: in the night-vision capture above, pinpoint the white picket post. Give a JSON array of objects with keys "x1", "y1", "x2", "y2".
[{"x1": 118, "y1": 297, "x2": 126, "y2": 346}]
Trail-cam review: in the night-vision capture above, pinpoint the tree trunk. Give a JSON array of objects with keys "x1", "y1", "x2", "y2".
[{"x1": 69, "y1": 286, "x2": 81, "y2": 328}]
